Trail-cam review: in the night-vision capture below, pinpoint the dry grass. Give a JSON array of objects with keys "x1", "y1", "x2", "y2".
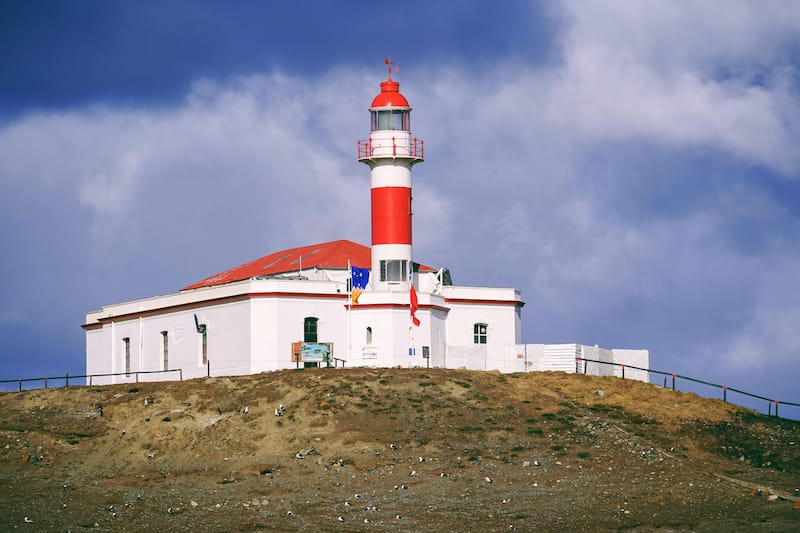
[{"x1": 1, "y1": 368, "x2": 798, "y2": 531}]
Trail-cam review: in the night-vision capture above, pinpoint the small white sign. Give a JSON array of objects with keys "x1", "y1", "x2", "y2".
[{"x1": 362, "y1": 346, "x2": 378, "y2": 359}]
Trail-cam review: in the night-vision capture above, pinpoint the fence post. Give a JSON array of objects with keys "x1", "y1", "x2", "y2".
[
  {"x1": 65, "y1": 371, "x2": 69, "y2": 387},
  {"x1": 774, "y1": 400, "x2": 779, "y2": 418},
  {"x1": 671, "y1": 373, "x2": 676, "y2": 391},
  {"x1": 44, "y1": 377, "x2": 48, "y2": 389},
  {"x1": 18, "y1": 379, "x2": 22, "y2": 392},
  {"x1": 207, "y1": 360, "x2": 211, "y2": 377},
  {"x1": 621, "y1": 364, "x2": 625, "y2": 379},
  {"x1": 722, "y1": 385, "x2": 727, "y2": 403},
  {"x1": 89, "y1": 375, "x2": 93, "y2": 386},
  {"x1": 135, "y1": 371, "x2": 139, "y2": 383},
  {"x1": 179, "y1": 368, "x2": 183, "y2": 381}
]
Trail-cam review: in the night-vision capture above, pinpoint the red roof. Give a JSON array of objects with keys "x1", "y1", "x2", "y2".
[
  {"x1": 371, "y1": 79, "x2": 410, "y2": 108},
  {"x1": 182, "y1": 239, "x2": 433, "y2": 291}
]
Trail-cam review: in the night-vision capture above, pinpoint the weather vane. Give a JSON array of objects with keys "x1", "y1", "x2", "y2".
[{"x1": 385, "y1": 57, "x2": 400, "y2": 80}]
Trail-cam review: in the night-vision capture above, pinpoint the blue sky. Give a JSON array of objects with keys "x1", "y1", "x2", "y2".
[{"x1": 1, "y1": 1, "x2": 799, "y2": 414}]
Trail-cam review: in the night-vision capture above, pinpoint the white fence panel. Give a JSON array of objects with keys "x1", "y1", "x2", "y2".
[
  {"x1": 540, "y1": 344, "x2": 579, "y2": 373},
  {"x1": 445, "y1": 345, "x2": 487, "y2": 370}
]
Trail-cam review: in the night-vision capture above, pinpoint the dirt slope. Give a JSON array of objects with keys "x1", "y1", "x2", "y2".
[{"x1": 1, "y1": 368, "x2": 798, "y2": 532}]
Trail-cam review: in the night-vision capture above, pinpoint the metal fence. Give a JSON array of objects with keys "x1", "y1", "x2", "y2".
[
  {"x1": 0, "y1": 368, "x2": 183, "y2": 391},
  {"x1": 3, "y1": 360, "x2": 798, "y2": 420},
  {"x1": 576, "y1": 357, "x2": 800, "y2": 419}
]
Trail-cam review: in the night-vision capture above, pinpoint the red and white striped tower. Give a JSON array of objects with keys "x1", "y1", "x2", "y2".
[{"x1": 357, "y1": 60, "x2": 424, "y2": 292}]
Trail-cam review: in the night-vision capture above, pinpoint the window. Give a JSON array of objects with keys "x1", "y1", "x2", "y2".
[
  {"x1": 161, "y1": 331, "x2": 169, "y2": 370},
  {"x1": 201, "y1": 330, "x2": 207, "y2": 365},
  {"x1": 371, "y1": 110, "x2": 410, "y2": 131},
  {"x1": 474, "y1": 323, "x2": 488, "y2": 344},
  {"x1": 304, "y1": 317, "x2": 318, "y2": 343},
  {"x1": 123, "y1": 337, "x2": 131, "y2": 376},
  {"x1": 366, "y1": 326, "x2": 373, "y2": 345},
  {"x1": 380, "y1": 259, "x2": 407, "y2": 282}
]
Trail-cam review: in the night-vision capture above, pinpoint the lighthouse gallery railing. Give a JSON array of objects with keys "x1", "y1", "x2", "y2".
[{"x1": 358, "y1": 137, "x2": 424, "y2": 160}]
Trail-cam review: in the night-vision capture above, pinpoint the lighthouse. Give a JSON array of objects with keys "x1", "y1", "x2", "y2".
[
  {"x1": 86, "y1": 62, "x2": 556, "y2": 382},
  {"x1": 358, "y1": 60, "x2": 424, "y2": 292}
]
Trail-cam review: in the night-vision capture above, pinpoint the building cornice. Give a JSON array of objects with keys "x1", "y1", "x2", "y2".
[
  {"x1": 444, "y1": 297, "x2": 525, "y2": 308},
  {"x1": 82, "y1": 291, "x2": 348, "y2": 330}
]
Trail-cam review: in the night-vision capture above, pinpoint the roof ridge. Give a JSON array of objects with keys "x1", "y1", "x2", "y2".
[{"x1": 181, "y1": 239, "x2": 435, "y2": 292}]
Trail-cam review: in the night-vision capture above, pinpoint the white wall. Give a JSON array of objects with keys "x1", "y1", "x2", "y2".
[
  {"x1": 441, "y1": 285, "x2": 522, "y2": 348},
  {"x1": 438, "y1": 343, "x2": 650, "y2": 382},
  {"x1": 85, "y1": 328, "x2": 111, "y2": 379},
  {"x1": 612, "y1": 349, "x2": 650, "y2": 382},
  {"x1": 88, "y1": 300, "x2": 253, "y2": 385},
  {"x1": 85, "y1": 275, "x2": 649, "y2": 384}
]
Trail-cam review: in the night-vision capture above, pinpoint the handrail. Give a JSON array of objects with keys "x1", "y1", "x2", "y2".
[
  {"x1": 357, "y1": 137, "x2": 424, "y2": 160},
  {"x1": 4, "y1": 359, "x2": 796, "y2": 419},
  {"x1": 0, "y1": 368, "x2": 183, "y2": 391},
  {"x1": 575, "y1": 356, "x2": 799, "y2": 418}
]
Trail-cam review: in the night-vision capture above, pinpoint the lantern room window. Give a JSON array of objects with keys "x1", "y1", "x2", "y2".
[{"x1": 371, "y1": 109, "x2": 410, "y2": 132}]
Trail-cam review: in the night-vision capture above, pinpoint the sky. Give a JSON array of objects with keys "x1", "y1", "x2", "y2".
[{"x1": 1, "y1": 0, "x2": 799, "y2": 415}]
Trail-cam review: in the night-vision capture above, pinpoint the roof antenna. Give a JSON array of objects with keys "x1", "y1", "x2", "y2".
[{"x1": 384, "y1": 57, "x2": 400, "y2": 80}]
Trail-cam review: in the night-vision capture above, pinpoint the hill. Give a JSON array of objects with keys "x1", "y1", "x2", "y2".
[{"x1": 1, "y1": 368, "x2": 798, "y2": 532}]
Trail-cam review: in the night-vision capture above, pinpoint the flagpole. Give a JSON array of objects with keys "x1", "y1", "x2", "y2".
[
  {"x1": 347, "y1": 260, "x2": 352, "y2": 364},
  {"x1": 408, "y1": 262, "x2": 413, "y2": 367}
]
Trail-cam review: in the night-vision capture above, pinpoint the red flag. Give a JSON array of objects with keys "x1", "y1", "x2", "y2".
[{"x1": 410, "y1": 281, "x2": 420, "y2": 327}]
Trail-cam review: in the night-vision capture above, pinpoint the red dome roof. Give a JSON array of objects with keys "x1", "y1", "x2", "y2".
[{"x1": 371, "y1": 79, "x2": 410, "y2": 108}]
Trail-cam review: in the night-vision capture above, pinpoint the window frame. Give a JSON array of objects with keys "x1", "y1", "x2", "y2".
[
  {"x1": 201, "y1": 329, "x2": 208, "y2": 365},
  {"x1": 123, "y1": 337, "x2": 131, "y2": 376},
  {"x1": 473, "y1": 323, "x2": 488, "y2": 344},
  {"x1": 304, "y1": 316, "x2": 319, "y2": 343},
  {"x1": 371, "y1": 109, "x2": 410, "y2": 132},
  {"x1": 379, "y1": 259, "x2": 407, "y2": 282},
  {"x1": 161, "y1": 330, "x2": 169, "y2": 370}
]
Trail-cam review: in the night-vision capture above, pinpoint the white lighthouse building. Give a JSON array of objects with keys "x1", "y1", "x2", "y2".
[{"x1": 83, "y1": 64, "x2": 648, "y2": 384}]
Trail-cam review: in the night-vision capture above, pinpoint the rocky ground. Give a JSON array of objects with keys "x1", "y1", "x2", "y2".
[{"x1": 1, "y1": 368, "x2": 799, "y2": 532}]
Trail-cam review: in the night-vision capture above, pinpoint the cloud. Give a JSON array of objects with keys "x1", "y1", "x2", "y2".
[
  {"x1": 532, "y1": 3, "x2": 798, "y2": 175},
  {"x1": 400, "y1": 2, "x2": 800, "y2": 389}
]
